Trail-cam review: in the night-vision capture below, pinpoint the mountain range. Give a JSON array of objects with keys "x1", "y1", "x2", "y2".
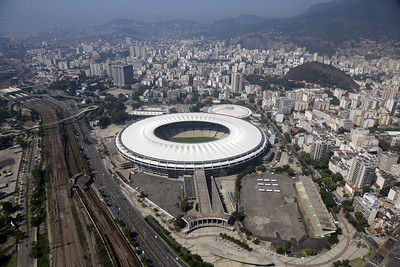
[{"x1": 33, "y1": 0, "x2": 400, "y2": 55}]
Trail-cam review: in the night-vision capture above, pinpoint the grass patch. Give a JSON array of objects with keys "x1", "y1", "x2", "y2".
[
  {"x1": 89, "y1": 224, "x2": 113, "y2": 267},
  {"x1": 68, "y1": 148, "x2": 79, "y2": 174},
  {"x1": 30, "y1": 233, "x2": 50, "y2": 266},
  {"x1": 69, "y1": 197, "x2": 91, "y2": 266},
  {"x1": 1, "y1": 251, "x2": 18, "y2": 267},
  {"x1": 350, "y1": 257, "x2": 365, "y2": 267}
]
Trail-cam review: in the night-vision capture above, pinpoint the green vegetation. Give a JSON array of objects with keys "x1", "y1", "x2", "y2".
[
  {"x1": 0, "y1": 72, "x2": 16, "y2": 83},
  {"x1": 180, "y1": 198, "x2": 189, "y2": 213},
  {"x1": 88, "y1": 224, "x2": 113, "y2": 267},
  {"x1": 0, "y1": 135, "x2": 14, "y2": 149},
  {"x1": 235, "y1": 166, "x2": 255, "y2": 203},
  {"x1": 284, "y1": 62, "x2": 359, "y2": 90},
  {"x1": 319, "y1": 188, "x2": 337, "y2": 210},
  {"x1": 174, "y1": 214, "x2": 187, "y2": 230},
  {"x1": 276, "y1": 241, "x2": 291, "y2": 254},
  {"x1": 306, "y1": 248, "x2": 317, "y2": 256},
  {"x1": 86, "y1": 94, "x2": 133, "y2": 128},
  {"x1": 364, "y1": 54, "x2": 381, "y2": 61},
  {"x1": 231, "y1": 211, "x2": 244, "y2": 222},
  {"x1": 145, "y1": 216, "x2": 211, "y2": 267},
  {"x1": 1, "y1": 251, "x2": 18, "y2": 267},
  {"x1": 30, "y1": 167, "x2": 50, "y2": 228},
  {"x1": 29, "y1": 233, "x2": 50, "y2": 266},
  {"x1": 274, "y1": 164, "x2": 295, "y2": 176},
  {"x1": 219, "y1": 233, "x2": 251, "y2": 251},
  {"x1": 284, "y1": 132, "x2": 292, "y2": 143},
  {"x1": 28, "y1": 166, "x2": 50, "y2": 265},
  {"x1": 333, "y1": 259, "x2": 351, "y2": 267},
  {"x1": 344, "y1": 211, "x2": 368, "y2": 233},
  {"x1": 342, "y1": 200, "x2": 354, "y2": 212},
  {"x1": 245, "y1": 74, "x2": 304, "y2": 91},
  {"x1": 349, "y1": 257, "x2": 366, "y2": 267},
  {"x1": 300, "y1": 152, "x2": 329, "y2": 169}
]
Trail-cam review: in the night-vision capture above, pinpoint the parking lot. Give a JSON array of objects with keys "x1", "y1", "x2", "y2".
[
  {"x1": 129, "y1": 172, "x2": 184, "y2": 217},
  {"x1": 241, "y1": 172, "x2": 306, "y2": 242},
  {"x1": 0, "y1": 146, "x2": 23, "y2": 197}
]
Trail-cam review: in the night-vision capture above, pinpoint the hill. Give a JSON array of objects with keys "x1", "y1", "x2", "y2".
[
  {"x1": 278, "y1": 0, "x2": 400, "y2": 54},
  {"x1": 284, "y1": 62, "x2": 360, "y2": 90}
]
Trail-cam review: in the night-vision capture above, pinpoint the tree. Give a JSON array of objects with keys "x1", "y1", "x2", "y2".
[
  {"x1": 174, "y1": 214, "x2": 187, "y2": 229},
  {"x1": 180, "y1": 198, "x2": 189, "y2": 212},
  {"x1": 277, "y1": 247, "x2": 285, "y2": 254},
  {"x1": 1, "y1": 201, "x2": 14, "y2": 213},
  {"x1": 284, "y1": 132, "x2": 292, "y2": 143},
  {"x1": 306, "y1": 249, "x2": 317, "y2": 255},
  {"x1": 378, "y1": 139, "x2": 391, "y2": 151},
  {"x1": 337, "y1": 127, "x2": 349, "y2": 134},
  {"x1": 284, "y1": 241, "x2": 291, "y2": 253},
  {"x1": 328, "y1": 234, "x2": 338, "y2": 245},
  {"x1": 232, "y1": 211, "x2": 244, "y2": 222},
  {"x1": 98, "y1": 116, "x2": 111, "y2": 128},
  {"x1": 256, "y1": 165, "x2": 266, "y2": 172}
]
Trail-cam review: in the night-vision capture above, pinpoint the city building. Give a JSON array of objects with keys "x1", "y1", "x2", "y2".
[
  {"x1": 230, "y1": 72, "x2": 242, "y2": 93},
  {"x1": 112, "y1": 65, "x2": 134, "y2": 87},
  {"x1": 347, "y1": 154, "x2": 377, "y2": 189},
  {"x1": 375, "y1": 169, "x2": 393, "y2": 189},
  {"x1": 353, "y1": 193, "x2": 380, "y2": 225},
  {"x1": 388, "y1": 187, "x2": 400, "y2": 209},
  {"x1": 377, "y1": 150, "x2": 399, "y2": 172},
  {"x1": 310, "y1": 141, "x2": 331, "y2": 160}
]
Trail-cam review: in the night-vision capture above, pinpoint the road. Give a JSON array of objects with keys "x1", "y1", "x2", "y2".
[
  {"x1": 365, "y1": 227, "x2": 400, "y2": 267},
  {"x1": 17, "y1": 137, "x2": 39, "y2": 267},
  {"x1": 257, "y1": 107, "x2": 315, "y2": 176},
  {"x1": 27, "y1": 99, "x2": 85, "y2": 267},
  {"x1": 74, "y1": 117, "x2": 184, "y2": 267}
]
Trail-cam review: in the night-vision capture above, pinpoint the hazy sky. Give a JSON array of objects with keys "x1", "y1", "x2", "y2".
[{"x1": 0, "y1": 0, "x2": 331, "y2": 33}]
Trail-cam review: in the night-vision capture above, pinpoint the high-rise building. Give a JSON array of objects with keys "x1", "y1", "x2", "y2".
[
  {"x1": 310, "y1": 142, "x2": 331, "y2": 160},
  {"x1": 347, "y1": 154, "x2": 377, "y2": 188},
  {"x1": 377, "y1": 151, "x2": 399, "y2": 172},
  {"x1": 106, "y1": 63, "x2": 113, "y2": 77},
  {"x1": 112, "y1": 65, "x2": 134, "y2": 87},
  {"x1": 231, "y1": 72, "x2": 242, "y2": 93},
  {"x1": 279, "y1": 98, "x2": 295, "y2": 115}
]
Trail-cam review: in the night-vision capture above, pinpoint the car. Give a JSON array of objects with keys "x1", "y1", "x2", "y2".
[{"x1": 155, "y1": 235, "x2": 158, "y2": 239}]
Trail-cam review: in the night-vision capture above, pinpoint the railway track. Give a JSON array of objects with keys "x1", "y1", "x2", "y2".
[
  {"x1": 28, "y1": 97, "x2": 141, "y2": 266},
  {"x1": 27, "y1": 99, "x2": 84, "y2": 267},
  {"x1": 76, "y1": 188, "x2": 141, "y2": 267}
]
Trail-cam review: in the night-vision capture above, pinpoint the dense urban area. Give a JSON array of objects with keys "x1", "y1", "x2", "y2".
[{"x1": 1, "y1": 1, "x2": 400, "y2": 267}]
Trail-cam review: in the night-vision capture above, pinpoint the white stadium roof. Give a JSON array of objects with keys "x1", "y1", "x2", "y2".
[
  {"x1": 207, "y1": 104, "x2": 252, "y2": 119},
  {"x1": 116, "y1": 113, "x2": 268, "y2": 172}
]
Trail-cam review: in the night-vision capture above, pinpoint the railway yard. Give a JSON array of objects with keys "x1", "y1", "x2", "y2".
[{"x1": 27, "y1": 98, "x2": 140, "y2": 267}]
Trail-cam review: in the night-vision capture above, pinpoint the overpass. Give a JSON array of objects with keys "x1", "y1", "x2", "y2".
[{"x1": 0, "y1": 105, "x2": 98, "y2": 136}]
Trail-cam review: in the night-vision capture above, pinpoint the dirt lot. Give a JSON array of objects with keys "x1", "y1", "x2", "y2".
[
  {"x1": 129, "y1": 172, "x2": 183, "y2": 217},
  {"x1": 241, "y1": 172, "x2": 306, "y2": 242},
  {"x1": 0, "y1": 147, "x2": 22, "y2": 196}
]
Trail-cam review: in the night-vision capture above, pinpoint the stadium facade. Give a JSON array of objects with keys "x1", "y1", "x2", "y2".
[{"x1": 116, "y1": 113, "x2": 269, "y2": 177}]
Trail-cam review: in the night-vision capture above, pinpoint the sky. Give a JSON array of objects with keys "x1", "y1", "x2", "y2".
[{"x1": 0, "y1": 0, "x2": 331, "y2": 33}]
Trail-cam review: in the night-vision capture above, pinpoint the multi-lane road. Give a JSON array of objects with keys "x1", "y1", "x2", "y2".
[{"x1": 73, "y1": 116, "x2": 184, "y2": 267}]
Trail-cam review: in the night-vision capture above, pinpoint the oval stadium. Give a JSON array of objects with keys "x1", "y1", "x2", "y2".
[
  {"x1": 207, "y1": 104, "x2": 252, "y2": 119},
  {"x1": 116, "y1": 113, "x2": 269, "y2": 177}
]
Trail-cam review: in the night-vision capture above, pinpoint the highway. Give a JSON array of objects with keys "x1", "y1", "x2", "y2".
[{"x1": 73, "y1": 116, "x2": 184, "y2": 267}]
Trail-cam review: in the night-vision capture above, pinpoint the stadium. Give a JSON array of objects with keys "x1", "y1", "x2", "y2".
[
  {"x1": 116, "y1": 113, "x2": 269, "y2": 177},
  {"x1": 207, "y1": 104, "x2": 252, "y2": 119}
]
